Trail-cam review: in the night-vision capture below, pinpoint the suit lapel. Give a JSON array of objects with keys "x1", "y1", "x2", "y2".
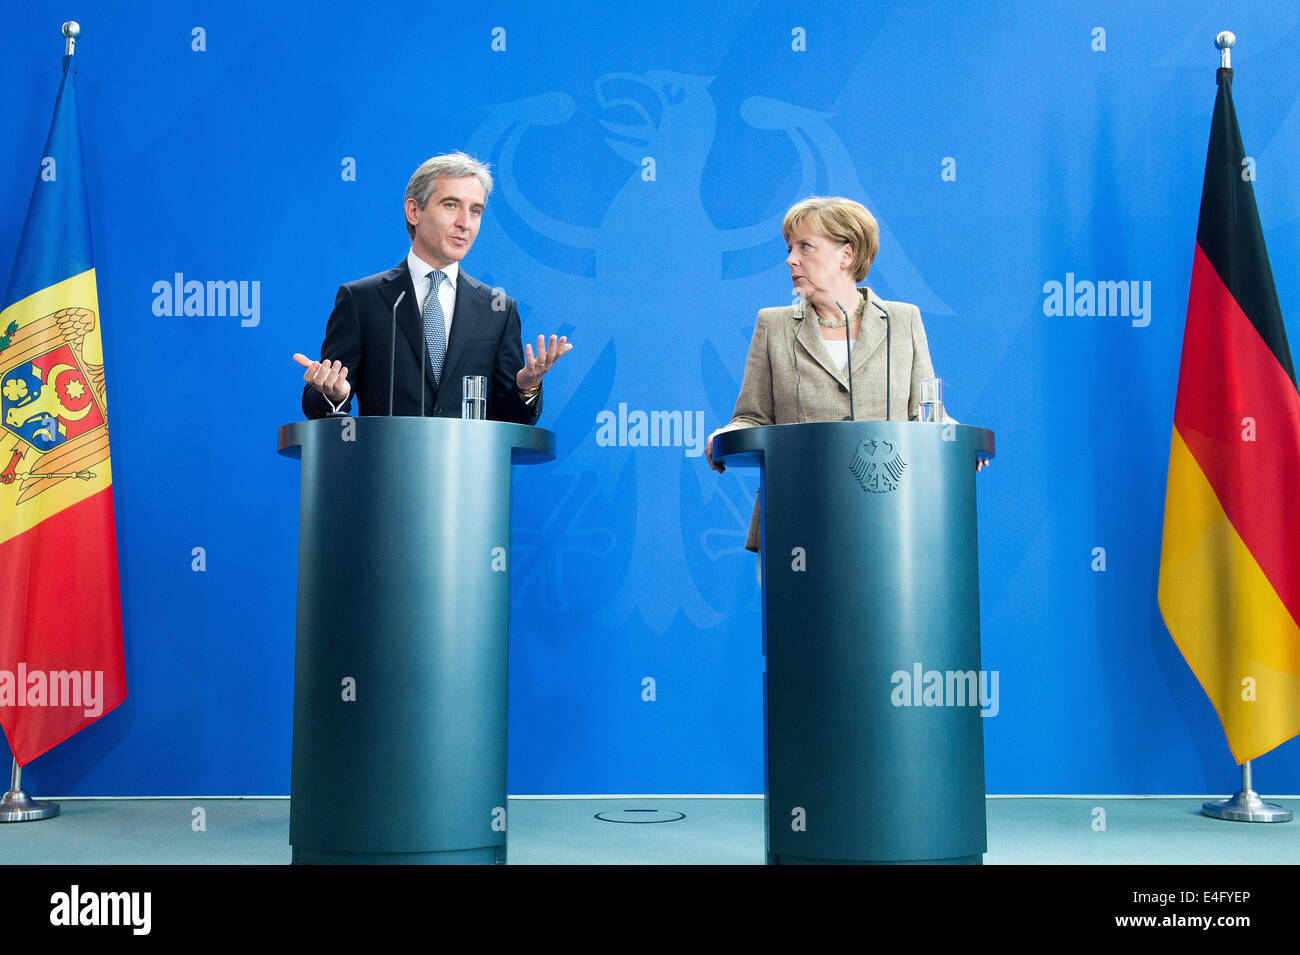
[
  {"x1": 793, "y1": 291, "x2": 891, "y2": 394},
  {"x1": 850, "y1": 288, "x2": 889, "y2": 380},
  {"x1": 442, "y1": 270, "x2": 484, "y2": 381},
  {"x1": 794, "y1": 301, "x2": 847, "y2": 387},
  {"x1": 380, "y1": 260, "x2": 423, "y2": 370}
]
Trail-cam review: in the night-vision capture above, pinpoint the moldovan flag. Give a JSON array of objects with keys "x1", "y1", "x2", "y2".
[
  {"x1": 0, "y1": 52, "x2": 126, "y2": 765},
  {"x1": 1158, "y1": 65, "x2": 1300, "y2": 764}
]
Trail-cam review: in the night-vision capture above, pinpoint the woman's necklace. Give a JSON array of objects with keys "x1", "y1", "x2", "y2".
[{"x1": 814, "y1": 296, "x2": 865, "y2": 329}]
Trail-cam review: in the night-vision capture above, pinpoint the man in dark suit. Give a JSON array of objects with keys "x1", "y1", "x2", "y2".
[{"x1": 294, "y1": 152, "x2": 570, "y2": 420}]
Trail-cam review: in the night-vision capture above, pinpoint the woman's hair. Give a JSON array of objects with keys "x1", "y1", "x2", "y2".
[{"x1": 782, "y1": 196, "x2": 880, "y2": 282}]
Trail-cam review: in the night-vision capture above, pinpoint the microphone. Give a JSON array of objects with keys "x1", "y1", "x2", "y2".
[
  {"x1": 388, "y1": 290, "x2": 406, "y2": 416},
  {"x1": 884, "y1": 304, "x2": 891, "y2": 421},
  {"x1": 792, "y1": 303, "x2": 804, "y2": 423},
  {"x1": 836, "y1": 300, "x2": 856, "y2": 422}
]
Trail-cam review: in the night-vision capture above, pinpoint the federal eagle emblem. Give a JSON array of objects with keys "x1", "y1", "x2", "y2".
[
  {"x1": 0, "y1": 306, "x2": 108, "y2": 503},
  {"x1": 850, "y1": 438, "x2": 906, "y2": 494}
]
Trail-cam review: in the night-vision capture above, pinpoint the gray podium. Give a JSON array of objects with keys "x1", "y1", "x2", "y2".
[
  {"x1": 713, "y1": 421, "x2": 995, "y2": 865},
  {"x1": 278, "y1": 416, "x2": 554, "y2": 864}
]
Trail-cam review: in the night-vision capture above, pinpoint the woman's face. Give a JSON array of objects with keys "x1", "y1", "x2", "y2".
[{"x1": 785, "y1": 229, "x2": 854, "y2": 303}]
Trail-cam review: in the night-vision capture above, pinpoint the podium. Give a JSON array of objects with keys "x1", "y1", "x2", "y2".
[
  {"x1": 713, "y1": 421, "x2": 995, "y2": 865},
  {"x1": 278, "y1": 417, "x2": 554, "y2": 864}
]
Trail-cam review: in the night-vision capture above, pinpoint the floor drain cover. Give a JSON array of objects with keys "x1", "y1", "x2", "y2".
[{"x1": 594, "y1": 808, "x2": 686, "y2": 824}]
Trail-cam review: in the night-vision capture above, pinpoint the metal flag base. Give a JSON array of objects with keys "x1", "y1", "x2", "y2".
[
  {"x1": 1203, "y1": 790, "x2": 1292, "y2": 823},
  {"x1": 0, "y1": 760, "x2": 60, "y2": 822},
  {"x1": 1202, "y1": 760, "x2": 1292, "y2": 823},
  {"x1": 0, "y1": 788, "x2": 60, "y2": 822}
]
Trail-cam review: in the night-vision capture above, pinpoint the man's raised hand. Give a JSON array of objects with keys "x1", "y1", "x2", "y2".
[
  {"x1": 515, "y1": 335, "x2": 573, "y2": 392},
  {"x1": 294, "y1": 353, "x2": 350, "y2": 402}
]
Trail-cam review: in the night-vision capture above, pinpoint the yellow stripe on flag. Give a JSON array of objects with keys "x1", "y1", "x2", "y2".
[
  {"x1": 0, "y1": 269, "x2": 113, "y2": 547},
  {"x1": 1158, "y1": 430, "x2": 1300, "y2": 763}
]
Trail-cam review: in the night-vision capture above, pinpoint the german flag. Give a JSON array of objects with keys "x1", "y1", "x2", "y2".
[
  {"x1": 1158, "y1": 66, "x2": 1300, "y2": 764},
  {"x1": 0, "y1": 50, "x2": 125, "y2": 766}
]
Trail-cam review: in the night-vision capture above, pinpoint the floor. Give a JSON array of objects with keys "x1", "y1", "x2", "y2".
[{"x1": 4, "y1": 795, "x2": 1298, "y2": 864}]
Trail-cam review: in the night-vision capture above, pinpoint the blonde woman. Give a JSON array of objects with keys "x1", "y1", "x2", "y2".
[{"x1": 706, "y1": 196, "x2": 942, "y2": 552}]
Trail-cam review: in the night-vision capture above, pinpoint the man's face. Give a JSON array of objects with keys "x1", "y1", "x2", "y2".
[{"x1": 406, "y1": 175, "x2": 486, "y2": 268}]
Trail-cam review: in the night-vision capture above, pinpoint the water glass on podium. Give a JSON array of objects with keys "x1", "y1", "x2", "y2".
[
  {"x1": 920, "y1": 377, "x2": 944, "y2": 423},
  {"x1": 462, "y1": 376, "x2": 487, "y2": 420}
]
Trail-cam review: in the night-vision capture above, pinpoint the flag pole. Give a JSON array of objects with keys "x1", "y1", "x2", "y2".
[
  {"x1": 1215, "y1": 29, "x2": 1233, "y2": 69},
  {"x1": 0, "y1": 20, "x2": 87, "y2": 824},
  {"x1": 1196, "y1": 31, "x2": 1292, "y2": 826},
  {"x1": 0, "y1": 759, "x2": 60, "y2": 822}
]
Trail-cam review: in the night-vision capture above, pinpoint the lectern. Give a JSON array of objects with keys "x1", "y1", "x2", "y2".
[
  {"x1": 713, "y1": 421, "x2": 994, "y2": 865},
  {"x1": 278, "y1": 417, "x2": 554, "y2": 864}
]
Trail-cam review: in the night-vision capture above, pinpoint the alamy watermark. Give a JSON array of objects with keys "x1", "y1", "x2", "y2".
[
  {"x1": 1042, "y1": 273, "x2": 1151, "y2": 327},
  {"x1": 890, "y1": 662, "x2": 999, "y2": 717},
  {"x1": 0, "y1": 663, "x2": 105, "y2": 716},
  {"x1": 152, "y1": 273, "x2": 261, "y2": 327},
  {"x1": 595, "y1": 403, "x2": 706, "y2": 457},
  {"x1": 49, "y1": 885, "x2": 151, "y2": 935}
]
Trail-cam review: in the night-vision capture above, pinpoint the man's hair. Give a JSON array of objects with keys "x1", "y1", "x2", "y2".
[
  {"x1": 781, "y1": 196, "x2": 880, "y2": 282},
  {"x1": 404, "y1": 152, "x2": 494, "y2": 238}
]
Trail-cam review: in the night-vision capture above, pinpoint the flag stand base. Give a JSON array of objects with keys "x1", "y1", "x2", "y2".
[
  {"x1": 0, "y1": 760, "x2": 59, "y2": 822},
  {"x1": 0, "y1": 788, "x2": 60, "y2": 822},
  {"x1": 1202, "y1": 790, "x2": 1292, "y2": 823},
  {"x1": 1202, "y1": 761, "x2": 1292, "y2": 822}
]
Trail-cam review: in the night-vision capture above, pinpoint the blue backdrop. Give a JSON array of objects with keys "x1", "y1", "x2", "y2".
[{"x1": 4, "y1": 0, "x2": 1300, "y2": 796}]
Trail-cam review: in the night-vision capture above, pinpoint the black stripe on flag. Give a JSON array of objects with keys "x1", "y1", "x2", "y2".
[{"x1": 1195, "y1": 68, "x2": 1296, "y2": 389}]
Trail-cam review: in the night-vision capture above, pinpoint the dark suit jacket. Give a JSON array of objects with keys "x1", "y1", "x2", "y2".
[{"x1": 302, "y1": 261, "x2": 541, "y2": 423}]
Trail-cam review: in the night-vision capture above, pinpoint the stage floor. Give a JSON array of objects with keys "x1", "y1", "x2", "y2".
[{"x1": 3, "y1": 795, "x2": 1297, "y2": 864}]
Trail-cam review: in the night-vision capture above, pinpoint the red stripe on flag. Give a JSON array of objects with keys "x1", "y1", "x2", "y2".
[
  {"x1": 1174, "y1": 243, "x2": 1300, "y2": 627},
  {"x1": 0, "y1": 488, "x2": 126, "y2": 766}
]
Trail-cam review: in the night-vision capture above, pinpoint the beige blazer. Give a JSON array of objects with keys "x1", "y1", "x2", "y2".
[{"x1": 725, "y1": 287, "x2": 938, "y2": 551}]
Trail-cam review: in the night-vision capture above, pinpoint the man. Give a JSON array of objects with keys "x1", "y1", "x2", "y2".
[{"x1": 294, "y1": 152, "x2": 570, "y2": 420}]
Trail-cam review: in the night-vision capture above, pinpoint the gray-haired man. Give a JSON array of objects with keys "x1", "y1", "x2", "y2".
[{"x1": 294, "y1": 151, "x2": 570, "y2": 420}]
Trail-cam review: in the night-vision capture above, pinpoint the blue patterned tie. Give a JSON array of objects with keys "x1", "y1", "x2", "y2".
[{"x1": 422, "y1": 270, "x2": 447, "y2": 387}]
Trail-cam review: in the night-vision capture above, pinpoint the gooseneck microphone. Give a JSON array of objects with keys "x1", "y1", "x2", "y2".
[
  {"x1": 884, "y1": 304, "x2": 891, "y2": 421},
  {"x1": 835, "y1": 301, "x2": 856, "y2": 422},
  {"x1": 388, "y1": 290, "x2": 406, "y2": 416},
  {"x1": 792, "y1": 304, "x2": 804, "y2": 423}
]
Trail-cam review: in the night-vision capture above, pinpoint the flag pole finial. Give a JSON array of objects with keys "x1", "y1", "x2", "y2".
[
  {"x1": 62, "y1": 21, "x2": 80, "y2": 56},
  {"x1": 1216, "y1": 31, "x2": 1236, "y2": 69}
]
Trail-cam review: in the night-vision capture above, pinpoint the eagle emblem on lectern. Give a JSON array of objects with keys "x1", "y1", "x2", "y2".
[{"x1": 850, "y1": 438, "x2": 906, "y2": 494}]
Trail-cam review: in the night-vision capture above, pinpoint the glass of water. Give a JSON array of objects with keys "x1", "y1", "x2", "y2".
[
  {"x1": 462, "y1": 375, "x2": 487, "y2": 420},
  {"x1": 919, "y1": 378, "x2": 943, "y2": 423}
]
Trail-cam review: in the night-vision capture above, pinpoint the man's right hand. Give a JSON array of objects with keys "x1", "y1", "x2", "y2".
[{"x1": 294, "y1": 353, "x2": 351, "y2": 403}]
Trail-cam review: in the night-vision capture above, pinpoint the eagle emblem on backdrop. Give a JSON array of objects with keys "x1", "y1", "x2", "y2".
[
  {"x1": 850, "y1": 438, "x2": 906, "y2": 494},
  {"x1": 466, "y1": 70, "x2": 949, "y2": 631},
  {"x1": 0, "y1": 306, "x2": 108, "y2": 503}
]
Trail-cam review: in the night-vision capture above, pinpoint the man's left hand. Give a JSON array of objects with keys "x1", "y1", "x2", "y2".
[{"x1": 516, "y1": 334, "x2": 573, "y2": 392}]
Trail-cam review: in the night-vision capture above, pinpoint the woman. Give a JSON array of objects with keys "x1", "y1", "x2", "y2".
[{"x1": 705, "y1": 195, "x2": 941, "y2": 552}]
